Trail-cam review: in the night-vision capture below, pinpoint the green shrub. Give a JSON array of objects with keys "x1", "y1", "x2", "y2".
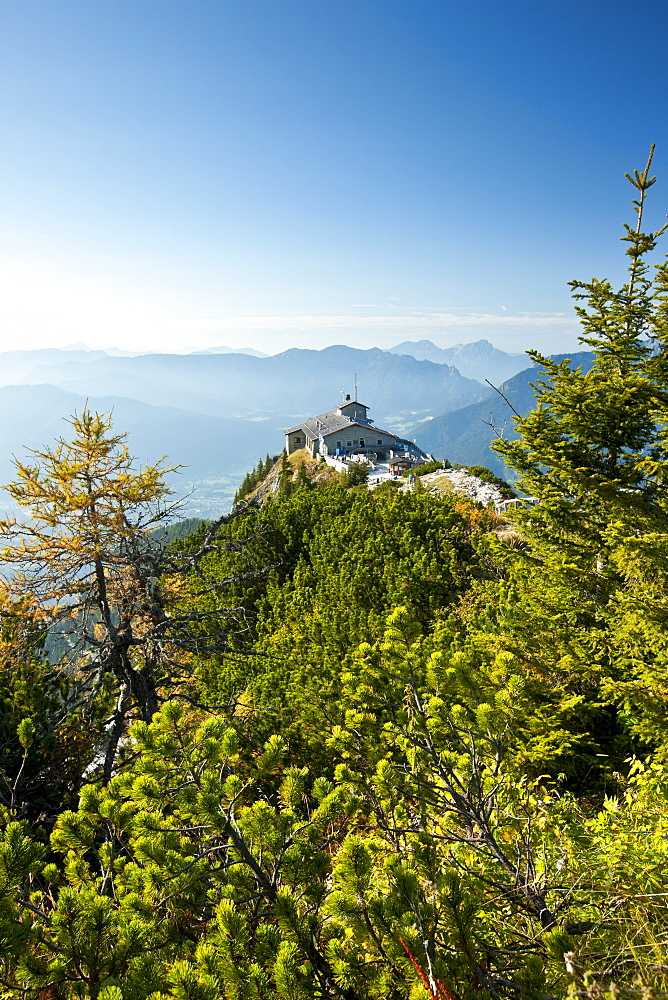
[
  {"x1": 373, "y1": 478, "x2": 401, "y2": 497},
  {"x1": 401, "y1": 460, "x2": 444, "y2": 478},
  {"x1": 340, "y1": 461, "x2": 370, "y2": 487}
]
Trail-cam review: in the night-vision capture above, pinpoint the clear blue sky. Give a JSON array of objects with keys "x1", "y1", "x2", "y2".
[{"x1": 1, "y1": 0, "x2": 667, "y2": 355}]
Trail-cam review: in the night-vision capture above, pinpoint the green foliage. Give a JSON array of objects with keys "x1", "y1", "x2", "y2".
[
  {"x1": 0, "y1": 672, "x2": 666, "y2": 998},
  {"x1": 151, "y1": 517, "x2": 208, "y2": 547},
  {"x1": 0, "y1": 597, "x2": 105, "y2": 822},
  {"x1": 491, "y1": 147, "x2": 668, "y2": 757},
  {"x1": 340, "y1": 460, "x2": 370, "y2": 487},
  {"x1": 191, "y1": 486, "x2": 495, "y2": 760},
  {"x1": 294, "y1": 461, "x2": 312, "y2": 489},
  {"x1": 278, "y1": 451, "x2": 293, "y2": 496},
  {"x1": 401, "y1": 459, "x2": 444, "y2": 477},
  {"x1": 2, "y1": 155, "x2": 668, "y2": 998}
]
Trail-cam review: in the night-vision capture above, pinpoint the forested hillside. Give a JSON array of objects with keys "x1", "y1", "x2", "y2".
[{"x1": 1, "y1": 158, "x2": 668, "y2": 998}]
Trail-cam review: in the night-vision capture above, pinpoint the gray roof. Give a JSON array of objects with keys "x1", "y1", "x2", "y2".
[
  {"x1": 285, "y1": 421, "x2": 318, "y2": 439},
  {"x1": 286, "y1": 409, "x2": 352, "y2": 437},
  {"x1": 286, "y1": 407, "x2": 407, "y2": 441}
]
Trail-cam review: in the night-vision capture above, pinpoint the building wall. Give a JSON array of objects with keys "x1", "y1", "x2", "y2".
[
  {"x1": 338, "y1": 402, "x2": 370, "y2": 423},
  {"x1": 288, "y1": 414, "x2": 427, "y2": 461},
  {"x1": 286, "y1": 430, "x2": 317, "y2": 456},
  {"x1": 322, "y1": 428, "x2": 400, "y2": 457}
]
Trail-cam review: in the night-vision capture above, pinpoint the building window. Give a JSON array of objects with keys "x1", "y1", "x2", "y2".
[
  {"x1": 347, "y1": 441, "x2": 352, "y2": 446},
  {"x1": 378, "y1": 439, "x2": 382, "y2": 445},
  {"x1": 336, "y1": 441, "x2": 341, "y2": 447}
]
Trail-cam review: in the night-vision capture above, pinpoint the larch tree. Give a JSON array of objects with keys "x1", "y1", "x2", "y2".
[{"x1": 0, "y1": 409, "x2": 258, "y2": 781}]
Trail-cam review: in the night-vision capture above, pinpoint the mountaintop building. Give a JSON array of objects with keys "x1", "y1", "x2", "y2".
[{"x1": 285, "y1": 395, "x2": 430, "y2": 463}]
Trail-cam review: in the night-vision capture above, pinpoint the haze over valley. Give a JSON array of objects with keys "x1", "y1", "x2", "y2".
[{"x1": 0, "y1": 338, "x2": 589, "y2": 512}]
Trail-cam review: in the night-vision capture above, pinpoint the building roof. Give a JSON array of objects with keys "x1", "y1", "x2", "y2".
[
  {"x1": 286, "y1": 407, "x2": 399, "y2": 440},
  {"x1": 286, "y1": 409, "x2": 355, "y2": 437},
  {"x1": 338, "y1": 398, "x2": 369, "y2": 412}
]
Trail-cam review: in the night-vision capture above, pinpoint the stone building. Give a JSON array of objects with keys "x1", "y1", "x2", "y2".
[{"x1": 285, "y1": 395, "x2": 429, "y2": 463}]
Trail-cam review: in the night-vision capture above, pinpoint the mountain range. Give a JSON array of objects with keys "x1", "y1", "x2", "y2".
[
  {"x1": 388, "y1": 338, "x2": 528, "y2": 384},
  {"x1": 0, "y1": 343, "x2": 494, "y2": 512},
  {"x1": 0, "y1": 384, "x2": 276, "y2": 518},
  {"x1": 16, "y1": 345, "x2": 488, "y2": 427},
  {"x1": 0, "y1": 340, "x2": 586, "y2": 510},
  {"x1": 188, "y1": 346, "x2": 269, "y2": 357}
]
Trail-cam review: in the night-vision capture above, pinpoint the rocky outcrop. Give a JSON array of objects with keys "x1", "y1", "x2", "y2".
[{"x1": 419, "y1": 468, "x2": 506, "y2": 508}]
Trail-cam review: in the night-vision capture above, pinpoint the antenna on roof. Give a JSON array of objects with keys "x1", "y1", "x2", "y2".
[{"x1": 354, "y1": 373, "x2": 358, "y2": 400}]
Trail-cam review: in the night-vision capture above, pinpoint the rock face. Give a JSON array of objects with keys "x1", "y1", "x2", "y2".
[{"x1": 419, "y1": 468, "x2": 506, "y2": 508}]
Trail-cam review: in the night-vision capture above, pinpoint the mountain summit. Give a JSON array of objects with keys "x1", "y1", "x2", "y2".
[{"x1": 389, "y1": 338, "x2": 527, "y2": 384}]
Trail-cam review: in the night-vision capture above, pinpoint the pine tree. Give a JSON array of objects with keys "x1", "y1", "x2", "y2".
[
  {"x1": 0, "y1": 591, "x2": 102, "y2": 820},
  {"x1": 495, "y1": 145, "x2": 668, "y2": 566},
  {"x1": 341, "y1": 461, "x2": 369, "y2": 487},
  {"x1": 278, "y1": 451, "x2": 293, "y2": 496},
  {"x1": 294, "y1": 462, "x2": 311, "y2": 489},
  {"x1": 489, "y1": 147, "x2": 668, "y2": 753}
]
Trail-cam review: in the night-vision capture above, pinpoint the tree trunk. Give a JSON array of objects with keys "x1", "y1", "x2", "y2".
[{"x1": 103, "y1": 679, "x2": 131, "y2": 784}]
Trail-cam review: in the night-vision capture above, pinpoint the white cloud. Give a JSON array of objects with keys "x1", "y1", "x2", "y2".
[{"x1": 182, "y1": 311, "x2": 577, "y2": 333}]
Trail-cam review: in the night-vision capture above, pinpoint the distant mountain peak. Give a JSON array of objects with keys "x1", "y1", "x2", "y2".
[
  {"x1": 387, "y1": 339, "x2": 527, "y2": 383},
  {"x1": 188, "y1": 346, "x2": 269, "y2": 358}
]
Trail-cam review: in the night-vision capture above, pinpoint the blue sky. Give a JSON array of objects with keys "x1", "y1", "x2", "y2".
[{"x1": 1, "y1": 0, "x2": 667, "y2": 355}]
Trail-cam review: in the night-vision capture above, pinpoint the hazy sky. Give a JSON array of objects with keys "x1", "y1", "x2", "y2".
[{"x1": 1, "y1": 0, "x2": 667, "y2": 356}]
